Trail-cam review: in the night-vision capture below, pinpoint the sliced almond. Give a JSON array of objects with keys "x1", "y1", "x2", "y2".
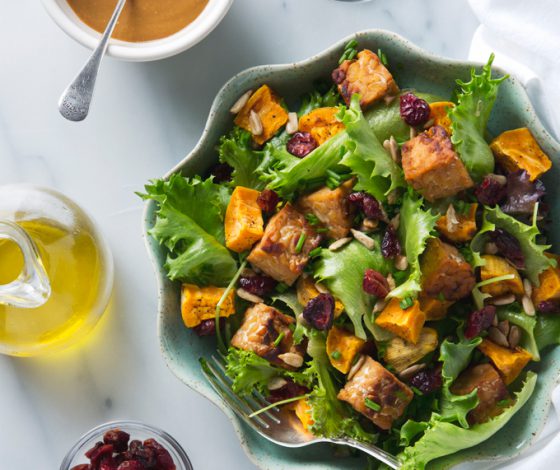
[
  {"x1": 491, "y1": 294, "x2": 515, "y2": 306},
  {"x1": 522, "y1": 295, "x2": 536, "y2": 316},
  {"x1": 351, "y1": 229, "x2": 375, "y2": 250},
  {"x1": 395, "y1": 254, "x2": 409, "y2": 271},
  {"x1": 347, "y1": 355, "x2": 366, "y2": 380},
  {"x1": 329, "y1": 237, "x2": 352, "y2": 251},
  {"x1": 229, "y1": 89, "x2": 253, "y2": 114},
  {"x1": 236, "y1": 288, "x2": 264, "y2": 304},
  {"x1": 286, "y1": 112, "x2": 298, "y2": 134},
  {"x1": 488, "y1": 326, "x2": 509, "y2": 347},
  {"x1": 445, "y1": 204, "x2": 459, "y2": 233},
  {"x1": 398, "y1": 363, "x2": 426, "y2": 380},
  {"x1": 249, "y1": 110, "x2": 263, "y2": 136},
  {"x1": 508, "y1": 325, "x2": 521, "y2": 349},
  {"x1": 278, "y1": 352, "x2": 304, "y2": 369},
  {"x1": 267, "y1": 377, "x2": 288, "y2": 391}
]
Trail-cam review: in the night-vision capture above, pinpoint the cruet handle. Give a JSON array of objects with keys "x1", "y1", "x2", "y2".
[{"x1": 0, "y1": 220, "x2": 51, "y2": 308}]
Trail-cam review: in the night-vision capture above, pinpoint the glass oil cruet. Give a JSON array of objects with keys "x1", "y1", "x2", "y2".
[{"x1": 0, "y1": 185, "x2": 113, "y2": 356}]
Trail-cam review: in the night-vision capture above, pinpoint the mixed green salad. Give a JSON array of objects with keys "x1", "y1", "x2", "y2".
[{"x1": 142, "y1": 41, "x2": 560, "y2": 469}]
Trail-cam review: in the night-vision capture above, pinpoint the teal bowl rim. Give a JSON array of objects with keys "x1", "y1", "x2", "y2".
[{"x1": 143, "y1": 29, "x2": 560, "y2": 469}]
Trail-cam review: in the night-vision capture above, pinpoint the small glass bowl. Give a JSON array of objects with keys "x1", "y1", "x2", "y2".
[{"x1": 60, "y1": 420, "x2": 193, "y2": 470}]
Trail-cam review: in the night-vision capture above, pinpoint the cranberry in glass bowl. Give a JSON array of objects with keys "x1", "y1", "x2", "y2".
[{"x1": 60, "y1": 421, "x2": 192, "y2": 470}]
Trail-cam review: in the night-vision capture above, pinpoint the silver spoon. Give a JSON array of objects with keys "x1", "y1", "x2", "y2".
[{"x1": 58, "y1": 0, "x2": 127, "y2": 121}]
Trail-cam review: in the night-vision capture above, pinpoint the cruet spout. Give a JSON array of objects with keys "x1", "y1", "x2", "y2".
[{"x1": 0, "y1": 220, "x2": 51, "y2": 308}]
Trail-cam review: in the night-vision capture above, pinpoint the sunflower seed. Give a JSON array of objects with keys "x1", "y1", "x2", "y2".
[
  {"x1": 488, "y1": 326, "x2": 509, "y2": 347},
  {"x1": 267, "y1": 377, "x2": 288, "y2": 390},
  {"x1": 390, "y1": 213, "x2": 401, "y2": 230},
  {"x1": 236, "y1": 288, "x2": 264, "y2": 304},
  {"x1": 347, "y1": 355, "x2": 366, "y2": 380},
  {"x1": 487, "y1": 173, "x2": 507, "y2": 186},
  {"x1": 446, "y1": 204, "x2": 460, "y2": 233},
  {"x1": 249, "y1": 110, "x2": 263, "y2": 136},
  {"x1": 329, "y1": 237, "x2": 352, "y2": 251},
  {"x1": 395, "y1": 254, "x2": 409, "y2": 271},
  {"x1": 315, "y1": 282, "x2": 329, "y2": 294},
  {"x1": 386, "y1": 273, "x2": 396, "y2": 291},
  {"x1": 522, "y1": 295, "x2": 536, "y2": 316},
  {"x1": 491, "y1": 294, "x2": 516, "y2": 306},
  {"x1": 373, "y1": 299, "x2": 388, "y2": 314},
  {"x1": 351, "y1": 229, "x2": 375, "y2": 250},
  {"x1": 508, "y1": 325, "x2": 521, "y2": 349},
  {"x1": 410, "y1": 126, "x2": 418, "y2": 139},
  {"x1": 523, "y1": 278, "x2": 533, "y2": 298},
  {"x1": 361, "y1": 218, "x2": 379, "y2": 232},
  {"x1": 492, "y1": 313, "x2": 499, "y2": 326},
  {"x1": 383, "y1": 94, "x2": 396, "y2": 106},
  {"x1": 229, "y1": 89, "x2": 253, "y2": 113},
  {"x1": 278, "y1": 353, "x2": 304, "y2": 368},
  {"x1": 399, "y1": 363, "x2": 426, "y2": 380},
  {"x1": 387, "y1": 190, "x2": 399, "y2": 205},
  {"x1": 484, "y1": 242, "x2": 499, "y2": 255},
  {"x1": 423, "y1": 118, "x2": 435, "y2": 129},
  {"x1": 497, "y1": 320, "x2": 510, "y2": 336},
  {"x1": 286, "y1": 112, "x2": 298, "y2": 134}
]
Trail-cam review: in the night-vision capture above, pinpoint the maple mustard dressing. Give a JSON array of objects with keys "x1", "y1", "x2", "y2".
[{"x1": 67, "y1": 0, "x2": 209, "y2": 42}]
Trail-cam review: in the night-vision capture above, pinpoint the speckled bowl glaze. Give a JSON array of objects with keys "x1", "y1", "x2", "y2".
[{"x1": 144, "y1": 30, "x2": 560, "y2": 469}]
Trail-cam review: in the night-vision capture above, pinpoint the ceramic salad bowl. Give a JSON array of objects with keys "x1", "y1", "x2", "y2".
[{"x1": 143, "y1": 30, "x2": 560, "y2": 469}]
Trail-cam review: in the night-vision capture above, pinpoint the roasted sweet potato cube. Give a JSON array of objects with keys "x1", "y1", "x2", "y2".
[
  {"x1": 296, "y1": 275, "x2": 344, "y2": 318},
  {"x1": 298, "y1": 107, "x2": 345, "y2": 145},
  {"x1": 181, "y1": 284, "x2": 235, "y2": 328},
  {"x1": 234, "y1": 85, "x2": 289, "y2": 145},
  {"x1": 429, "y1": 101, "x2": 455, "y2": 134},
  {"x1": 436, "y1": 203, "x2": 478, "y2": 243},
  {"x1": 490, "y1": 128, "x2": 552, "y2": 181},
  {"x1": 230, "y1": 303, "x2": 302, "y2": 369},
  {"x1": 375, "y1": 297, "x2": 426, "y2": 344},
  {"x1": 480, "y1": 255, "x2": 524, "y2": 297},
  {"x1": 292, "y1": 399, "x2": 314, "y2": 432},
  {"x1": 337, "y1": 356, "x2": 413, "y2": 430},
  {"x1": 533, "y1": 254, "x2": 560, "y2": 305},
  {"x1": 478, "y1": 339, "x2": 532, "y2": 385},
  {"x1": 450, "y1": 364, "x2": 509, "y2": 424},
  {"x1": 296, "y1": 179, "x2": 354, "y2": 240},
  {"x1": 247, "y1": 204, "x2": 321, "y2": 285},
  {"x1": 418, "y1": 293, "x2": 454, "y2": 321},
  {"x1": 421, "y1": 238, "x2": 476, "y2": 300},
  {"x1": 326, "y1": 326, "x2": 366, "y2": 373},
  {"x1": 402, "y1": 126, "x2": 474, "y2": 202},
  {"x1": 225, "y1": 186, "x2": 264, "y2": 253},
  {"x1": 333, "y1": 49, "x2": 399, "y2": 109}
]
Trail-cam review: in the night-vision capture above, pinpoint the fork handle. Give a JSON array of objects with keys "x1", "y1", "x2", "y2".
[{"x1": 331, "y1": 438, "x2": 401, "y2": 469}]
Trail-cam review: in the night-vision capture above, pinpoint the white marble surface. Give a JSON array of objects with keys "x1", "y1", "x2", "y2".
[{"x1": 0, "y1": 1, "x2": 481, "y2": 469}]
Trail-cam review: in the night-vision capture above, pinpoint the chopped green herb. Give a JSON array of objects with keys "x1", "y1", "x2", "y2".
[
  {"x1": 305, "y1": 213, "x2": 320, "y2": 225},
  {"x1": 364, "y1": 398, "x2": 381, "y2": 412},
  {"x1": 273, "y1": 332, "x2": 285, "y2": 347},
  {"x1": 315, "y1": 227, "x2": 329, "y2": 233},
  {"x1": 437, "y1": 292, "x2": 446, "y2": 302},
  {"x1": 295, "y1": 232, "x2": 307, "y2": 253},
  {"x1": 377, "y1": 48, "x2": 388, "y2": 66},
  {"x1": 275, "y1": 282, "x2": 289, "y2": 293},
  {"x1": 309, "y1": 247, "x2": 323, "y2": 258},
  {"x1": 497, "y1": 399, "x2": 510, "y2": 408},
  {"x1": 411, "y1": 386, "x2": 423, "y2": 396},
  {"x1": 338, "y1": 39, "x2": 359, "y2": 64},
  {"x1": 330, "y1": 350, "x2": 342, "y2": 360},
  {"x1": 400, "y1": 296, "x2": 414, "y2": 310}
]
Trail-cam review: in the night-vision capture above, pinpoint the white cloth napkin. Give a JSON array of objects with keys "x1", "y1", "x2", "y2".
[{"x1": 467, "y1": 0, "x2": 560, "y2": 468}]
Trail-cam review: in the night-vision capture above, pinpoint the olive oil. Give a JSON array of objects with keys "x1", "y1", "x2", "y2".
[{"x1": 0, "y1": 219, "x2": 107, "y2": 356}]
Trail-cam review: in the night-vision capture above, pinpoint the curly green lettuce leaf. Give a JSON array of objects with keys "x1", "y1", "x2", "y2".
[
  {"x1": 298, "y1": 83, "x2": 342, "y2": 117},
  {"x1": 497, "y1": 304, "x2": 539, "y2": 360},
  {"x1": 535, "y1": 315, "x2": 560, "y2": 351},
  {"x1": 218, "y1": 127, "x2": 266, "y2": 190},
  {"x1": 140, "y1": 174, "x2": 237, "y2": 286},
  {"x1": 398, "y1": 372, "x2": 537, "y2": 470},
  {"x1": 305, "y1": 331, "x2": 377, "y2": 442},
  {"x1": 314, "y1": 239, "x2": 392, "y2": 340},
  {"x1": 223, "y1": 348, "x2": 311, "y2": 396},
  {"x1": 365, "y1": 91, "x2": 443, "y2": 144},
  {"x1": 388, "y1": 193, "x2": 439, "y2": 300},
  {"x1": 449, "y1": 54, "x2": 506, "y2": 182},
  {"x1": 471, "y1": 206, "x2": 553, "y2": 284},
  {"x1": 270, "y1": 291, "x2": 309, "y2": 345},
  {"x1": 339, "y1": 94, "x2": 405, "y2": 201}
]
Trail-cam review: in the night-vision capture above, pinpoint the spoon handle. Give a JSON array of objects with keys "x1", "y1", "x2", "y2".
[{"x1": 58, "y1": 0, "x2": 127, "y2": 121}]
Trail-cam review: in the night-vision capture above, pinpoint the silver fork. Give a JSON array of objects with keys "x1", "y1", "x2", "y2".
[{"x1": 200, "y1": 354, "x2": 401, "y2": 469}]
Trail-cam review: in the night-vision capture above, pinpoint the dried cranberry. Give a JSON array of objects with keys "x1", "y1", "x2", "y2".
[
  {"x1": 193, "y1": 318, "x2": 226, "y2": 337},
  {"x1": 475, "y1": 175, "x2": 507, "y2": 206},
  {"x1": 257, "y1": 189, "x2": 280, "y2": 213},
  {"x1": 491, "y1": 229, "x2": 525, "y2": 269},
  {"x1": 144, "y1": 439, "x2": 176, "y2": 470},
  {"x1": 332, "y1": 67, "x2": 346, "y2": 85},
  {"x1": 100, "y1": 457, "x2": 118, "y2": 470},
  {"x1": 70, "y1": 465, "x2": 91, "y2": 470},
  {"x1": 347, "y1": 192, "x2": 384, "y2": 220},
  {"x1": 86, "y1": 443, "x2": 114, "y2": 468},
  {"x1": 538, "y1": 300, "x2": 560, "y2": 314},
  {"x1": 286, "y1": 132, "x2": 318, "y2": 158},
  {"x1": 103, "y1": 430, "x2": 130, "y2": 453},
  {"x1": 502, "y1": 170, "x2": 546, "y2": 216},
  {"x1": 381, "y1": 225, "x2": 401, "y2": 259},
  {"x1": 238, "y1": 274, "x2": 277, "y2": 296},
  {"x1": 410, "y1": 366, "x2": 443, "y2": 394},
  {"x1": 464, "y1": 305, "x2": 496, "y2": 339},
  {"x1": 116, "y1": 462, "x2": 145, "y2": 470},
  {"x1": 362, "y1": 269, "x2": 389, "y2": 298},
  {"x1": 268, "y1": 379, "x2": 310, "y2": 404},
  {"x1": 209, "y1": 162, "x2": 233, "y2": 183},
  {"x1": 303, "y1": 293, "x2": 335, "y2": 330},
  {"x1": 400, "y1": 93, "x2": 430, "y2": 127}
]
